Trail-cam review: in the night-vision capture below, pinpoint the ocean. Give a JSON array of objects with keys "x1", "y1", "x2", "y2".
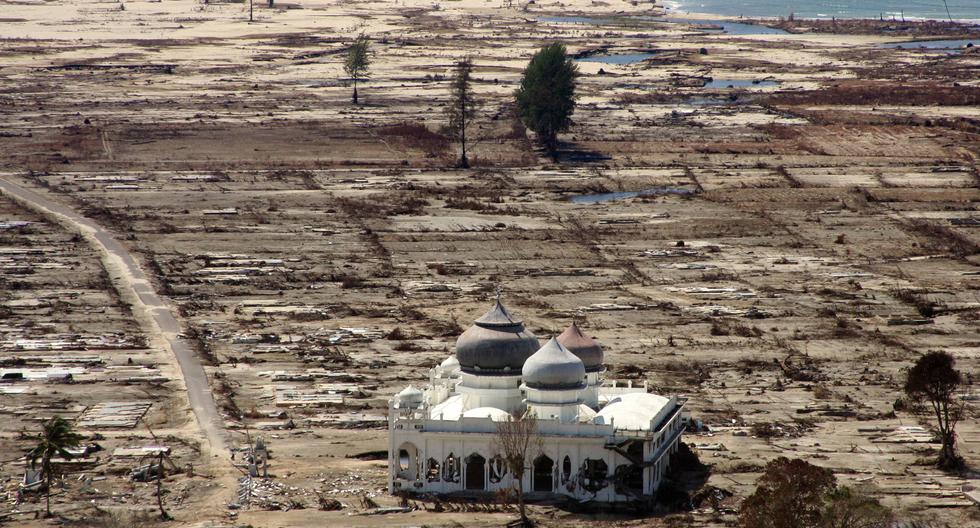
[{"x1": 667, "y1": 0, "x2": 980, "y2": 22}]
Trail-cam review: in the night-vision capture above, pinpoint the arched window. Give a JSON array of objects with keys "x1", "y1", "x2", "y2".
[
  {"x1": 532, "y1": 455, "x2": 554, "y2": 492},
  {"x1": 464, "y1": 453, "x2": 486, "y2": 491},
  {"x1": 443, "y1": 452, "x2": 460, "y2": 483},
  {"x1": 562, "y1": 456, "x2": 572, "y2": 483},
  {"x1": 580, "y1": 458, "x2": 608, "y2": 493},
  {"x1": 426, "y1": 458, "x2": 441, "y2": 482},
  {"x1": 489, "y1": 455, "x2": 508, "y2": 483},
  {"x1": 396, "y1": 443, "x2": 418, "y2": 480}
]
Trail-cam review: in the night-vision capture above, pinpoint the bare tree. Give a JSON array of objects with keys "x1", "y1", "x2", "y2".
[
  {"x1": 820, "y1": 486, "x2": 893, "y2": 528},
  {"x1": 446, "y1": 58, "x2": 479, "y2": 168},
  {"x1": 154, "y1": 451, "x2": 171, "y2": 520},
  {"x1": 137, "y1": 417, "x2": 170, "y2": 520},
  {"x1": 904, "y1": 351, "x2": 964, "y2": 469},
  {"x1": 493, "y1": 410, "x2": 541, "y2": 527}
]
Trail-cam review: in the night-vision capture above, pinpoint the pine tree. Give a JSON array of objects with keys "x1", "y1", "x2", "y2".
[
  {"x1": 345, "y1": 35, "x2": 371, "y2": 104},
  {"x1": 446, "y1": 58, "x2": 479, "y2": 168},
  {"x1": 515, "y1": 42, "x2": 579, "y2": 156}
]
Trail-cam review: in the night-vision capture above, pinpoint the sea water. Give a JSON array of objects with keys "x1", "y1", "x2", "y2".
[
  {"x1": 667, "y1": 0, "x2": 980, "y2": 21},
  {"x1": 577, "y1": 52, "x2": 658, "y2": 64}
]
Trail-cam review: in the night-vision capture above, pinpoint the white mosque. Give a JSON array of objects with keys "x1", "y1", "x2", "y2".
[{"x1": 387, "y1": 300, "x2": 688, "y2": 502}]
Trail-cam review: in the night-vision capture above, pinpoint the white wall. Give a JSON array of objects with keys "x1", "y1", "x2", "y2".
[{"x1": 389, "y1": 402, "x2": 686, "y2": 502}]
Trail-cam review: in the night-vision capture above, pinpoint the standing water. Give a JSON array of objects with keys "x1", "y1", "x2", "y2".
[
  {"x1": 666, "y1": 0, "x2": 980, "y2": 21},
  {"x1": 577, "y1": 52, "x2": 658, "y2": 65},
  {"x1": 703, "y1": 79, "x2": 779, "y2": 89},
  {"x1": 880, "y1": 39, "x2": 976, "y2": 54},
  {"x1": 660, "y1": 17, "x2": 788, "y2": 35},
  {"x1": 569, "y1": 188, "x2": 694, "y2": 204}
]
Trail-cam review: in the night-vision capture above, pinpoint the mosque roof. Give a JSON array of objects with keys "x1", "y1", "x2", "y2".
[
  {"x1": 556, "y1": 322, "x2": 604, "y2": 372},
  {"x1": 522, "y1": 337, "x2": 587, "y2": 390},
  {"x1": 455, "y1": 300, "x2": 540, "y2": 375},
  {"x1": 594, "y1": 393, "x2": 671, "y2": 430}
]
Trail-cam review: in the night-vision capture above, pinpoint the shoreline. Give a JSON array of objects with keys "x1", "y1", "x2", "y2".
[{"x1": 661, "y1": 0, "x2": 980, "y2": 24}]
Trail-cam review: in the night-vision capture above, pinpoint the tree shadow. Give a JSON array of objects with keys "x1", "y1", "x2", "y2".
[{"x1": 546, "y1": 141, "x2": 611, "y2": 164}]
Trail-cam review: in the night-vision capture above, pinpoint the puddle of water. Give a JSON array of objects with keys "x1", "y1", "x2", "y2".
[
  {"x1": 687, "y1": 96, "x2": 741, "y2": 105},
  {"x1": 661, "y1": 17, "x2": 788, "y2": 35},
  {"x1": 704, "y1": 78, "x2": 779, "y2": 89},
  {"x1": 569, "y1": 187, "x2": 694, "y2": 204},
  {"x1": 881, "y1": 39, "x2": 976, "y2": 54},
  {"x1": 577, "y1": 52, "x2": 657, "y2": 65},
  {"x1": 539, "y1": 15, "x2": 612, "y2": 24}
]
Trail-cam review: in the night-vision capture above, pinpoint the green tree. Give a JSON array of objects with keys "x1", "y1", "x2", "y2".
[
  {"x1": 28, "y1": 417, "x2": 82, "y2": 517},
  {"x1": 905, "y1": 351, "x2": 964, "y2": 469},
  {"x1": 446, "y1": 58, "x2": 479, "y2": 168},
  {"x1": 344, "y1": 35, "x2": 371, "y2": 105},
  {"x1": 514, "y1": 42, "x2": 579, "y2": 156},
  {"x1": 739, "y1": 457, "x2": 836, "y2": 528}
]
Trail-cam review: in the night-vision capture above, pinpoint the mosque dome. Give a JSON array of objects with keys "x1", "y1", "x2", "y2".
[
  {"x1": 455, "y1": 301, "x2": 540, "y2": 375},
  {"x1": 522, "y1": 337, "x2": 587, "y2": 390},
  {"x1": 394, "y1": 385, "x2": 424, "y2": 408},
  {"x1": 440, "y1": 355, "x2": 460, "y2": 369},
  {"x1": 435, "y1": 355, "x2": 461, "y2": 378},
  {"x1": 556, "y1": 322, "x2": 604, "y2": 372}
]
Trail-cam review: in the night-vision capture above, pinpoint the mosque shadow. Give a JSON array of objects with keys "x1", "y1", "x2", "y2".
[{"x1": 548, "y1": 442, "x2": 714, "y2": 519}]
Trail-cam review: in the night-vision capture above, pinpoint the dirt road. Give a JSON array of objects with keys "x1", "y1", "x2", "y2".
[{"x1": 0, "y1": 177, "x2": 227, "y2": 455}]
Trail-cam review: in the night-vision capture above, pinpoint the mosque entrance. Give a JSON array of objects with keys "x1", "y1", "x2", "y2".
[
  {"x1": 532, "y1": 455, "x2": 554, "y2": 492},
  {"x1": 465, "y1": 453, "x2": 486, "y2": 490},
  {"x1": 396, "y1": 442, "x2": 419, "y2": 481}
]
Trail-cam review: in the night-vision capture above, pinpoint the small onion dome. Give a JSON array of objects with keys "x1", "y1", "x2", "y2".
[
  {"x1": 557, "y1": 322, "x2": 604, "y2": 372},
  {"x1": 440, "y1": 355, "x2": 460, "y2": 370},
  {"x1": 522, "y1": 337, "x2": 587, "y2": 390},
  {"x1": 455, "y1": 301, "x2": 540, "y2": 375},
  {"x1": 394, "y1": 385, "x2": 423, "y2": 408},
  {"x1": 435, "y1": 355, "x2": 461, "y2": 378}
]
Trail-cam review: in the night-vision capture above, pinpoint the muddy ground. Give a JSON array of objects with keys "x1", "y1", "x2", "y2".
[{"x1": 1, "y1": 0, "x2": 979, "y2": 526}]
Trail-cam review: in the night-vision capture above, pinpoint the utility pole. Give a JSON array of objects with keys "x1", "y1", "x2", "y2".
[
  {"x1": 249, "y1": 0, "x2": 253, "y2": 22},
  {"x1": 459, "y1": 87, "x2": 467, "y2": 168},
  {"x1": 942, "y1": 0, "x2": 953, "y2": 23}
]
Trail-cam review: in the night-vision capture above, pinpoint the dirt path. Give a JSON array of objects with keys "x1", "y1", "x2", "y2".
[{"x1": 0, "y1": 177, "x2": 227, "y2": 456}]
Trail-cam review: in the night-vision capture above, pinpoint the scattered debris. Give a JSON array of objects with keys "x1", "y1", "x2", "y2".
[{"x1": 78, "y1": 401, "x2": 152, "y2": 428}]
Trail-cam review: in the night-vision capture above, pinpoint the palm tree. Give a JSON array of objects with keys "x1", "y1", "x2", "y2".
[{"x1": 29, "y1": 417, "x2": 82, "y2": 517}]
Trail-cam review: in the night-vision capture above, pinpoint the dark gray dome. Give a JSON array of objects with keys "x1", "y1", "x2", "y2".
[
  {"x1": 522, "y1": 338, "x2": 587, "y2": 390},
  {"x1": 455, "y1": 301, "x2": 540, "y2": 376},
  {"x1": 556, "y1": 322, "x2": 604, "y2": 372}
]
